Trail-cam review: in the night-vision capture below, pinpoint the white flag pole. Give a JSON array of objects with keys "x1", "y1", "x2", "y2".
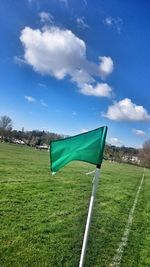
[{"x1": 79, "y1": 164, "x2": 101, "y2": 267}]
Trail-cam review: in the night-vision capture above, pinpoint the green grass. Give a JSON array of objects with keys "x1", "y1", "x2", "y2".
[{"x1": 0, "y1": 143, "x2": 150, "y2": 267}]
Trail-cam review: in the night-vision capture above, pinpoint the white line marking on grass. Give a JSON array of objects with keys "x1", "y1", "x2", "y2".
[
  {"x1": 110, "y1": 168, "x2": 145, "y2": 267},
  {"x1": 86, "y1": 170, "x2": 95, "y2": 176}
]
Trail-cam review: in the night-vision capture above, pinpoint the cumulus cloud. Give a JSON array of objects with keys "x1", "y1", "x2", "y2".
[
  {"x1": 24, "y1": 96, "x2": 36, "y2": 102},
  {"x1": 132, "y1": 129, "x2": 147, "y2": 137},
  {"x1": 77, "y1": 17, "x2": 89, "y2": 29},
  {"x1": 104, "y1": 98, "x2": 150, "y2": 121},
  {"x1": 39, "y1": 12, "x2": 54, "y2": 24},
  {"x1": 20, "y1": 26, "x2": 114, "y2": 97},
  {"x1": 71, "y1": 69, "x2": 94, "y2": 86},
  {"x1": 99, "y1": 56, "x2": 114, "y2": 79},
  {"x1": 80, "y1": 83, "x2": 112, "y2": 97},
  {"x1": 110, "y1": 137, "x2": 122, "y2": 146},
  {"x1": 20, "y1": 26, "x2": 86, "y2": 80}
]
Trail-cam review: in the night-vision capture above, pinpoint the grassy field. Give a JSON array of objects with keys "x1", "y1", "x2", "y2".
[{"x1": 0, "y1": 143, "x2": 150, "y2": 267}]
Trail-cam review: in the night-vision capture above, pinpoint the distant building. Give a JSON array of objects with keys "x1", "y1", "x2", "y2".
[
  {"x1": 12, "y1": 138, "x2": 25, "y2": 145},
  {"x1": 36, "y1": 144, "x2": 48, "y2": 150},
  {"x1": 122, "y1": 155, "x2": 140, "y2": 165}
]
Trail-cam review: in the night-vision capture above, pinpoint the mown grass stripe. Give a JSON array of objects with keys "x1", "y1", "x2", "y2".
[{"x1": 110, "y1": 168, "x2": 145, "y2": 267}]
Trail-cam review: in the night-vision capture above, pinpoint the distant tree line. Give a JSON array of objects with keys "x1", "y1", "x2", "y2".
[
  {"x1": 0, "y1": 115, "x2": 64, "y2": 146},
  {"x1": 0, "y1": 115, "x2": 150, "y2": 168},
  {"x1": 104, "y1": 144, "x2": 138, "y2": 163},
  {"x1": 11, "y1": 129, "x2": 64, "y2": 146}
]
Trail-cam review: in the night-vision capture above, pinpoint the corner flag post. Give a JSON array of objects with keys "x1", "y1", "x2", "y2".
[
  {"x1": 50, "y1": 126, "x2": 108, "y2": 266},
  {"x1": 79, "y1": 164, "x2": 101, "y2": 267}
]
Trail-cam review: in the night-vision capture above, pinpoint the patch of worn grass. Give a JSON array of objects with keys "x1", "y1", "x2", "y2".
[{"x1": 0, "y1": 143, "x2": 149, "y2": 266}]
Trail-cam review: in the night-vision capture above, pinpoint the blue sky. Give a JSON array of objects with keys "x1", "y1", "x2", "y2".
[{"x1": 0, "y1": 0, "x2": 150, "y2": 147}]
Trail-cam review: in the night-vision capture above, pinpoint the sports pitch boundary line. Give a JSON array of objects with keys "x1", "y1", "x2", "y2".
[{"x1": 110, "y1": 168, "x2": 145, "y2": 267}]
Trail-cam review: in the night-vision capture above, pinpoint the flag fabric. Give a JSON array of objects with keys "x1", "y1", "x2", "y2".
[{"x1": 50, "y1": 126, "x2": 107, "y2": 172}]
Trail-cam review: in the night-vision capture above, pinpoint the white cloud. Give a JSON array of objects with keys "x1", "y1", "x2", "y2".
[
  {"x1": 24, "y1": 96, "x2": 36, "y2": 102},
  {"x1": 71, "y1": 69, "x2": 94, "y2": 86},
  {"x1": 39, "y1": 12, "x2": 54, "y2": 24},
  {"x1": 24, "y1": 96, "x2": 48, "y2": 107},
  {"x1": 99, "y1": 56, "x2": 114, "y2": 79},
  {"x1": 20, "y1": 26, "x2": 114, "y2": 98},
  {"x1": 77, "y1": 17, "x2": 89, "y2": 29},
  {"x1": 132, "y1": 129, "x2": 147, "y2": 137},
  {"x1": 104, "y1": 17, "x2": 113, "y2": 26},
  {"x1": 20, "y1": 26, "x2": 86, "y2": 79},
  {"x1": 104, "y1": 98, "x2": 150, "y2": 121},
  {"x1": 110, "y1": 137, "x2": 122, "y2": 146},
  {"x1": 104, "y1": 16, "x2": 123, "y2": 34},
  {"x1": 80, "y1": 83, "x2": 112, "y2": 97}
]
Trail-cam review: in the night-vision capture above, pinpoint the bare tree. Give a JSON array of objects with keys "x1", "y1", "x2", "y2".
[
  {"x1": 0, "y1": 115, "x2": 13, "y2": 141},
  {"x1": 139, "y1": 140, "x2": 150, "y2": 168}
]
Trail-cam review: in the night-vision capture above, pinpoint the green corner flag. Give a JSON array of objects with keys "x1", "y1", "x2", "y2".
[{"x1": 50, "y1": 126, "x2": 107, "y2": 173}]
